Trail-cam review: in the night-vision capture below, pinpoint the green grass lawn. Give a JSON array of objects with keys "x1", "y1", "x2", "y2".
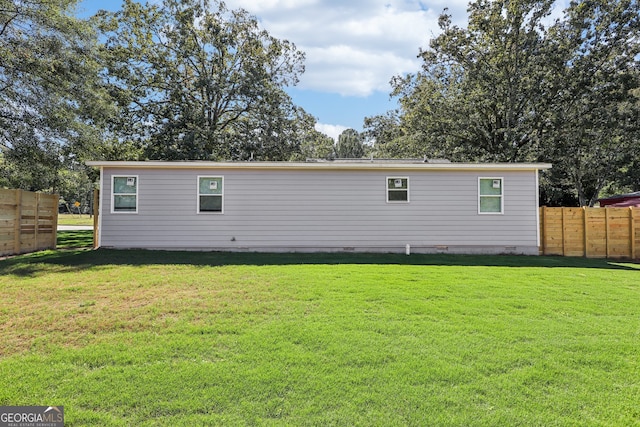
[
  {"x1": 57, "y1": 214, "x2": 94, "y2": 226},
  {"x1": 57, "y1": 230, "x2": 94, "y2": 249},
  {"x1": 0, "y1": 245, "x2": 639, "y2": 426}
]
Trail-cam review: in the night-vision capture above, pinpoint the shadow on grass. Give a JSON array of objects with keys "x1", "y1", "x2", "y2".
[
  {"x1": 1, "y1": 230, "x2": 638, "y2": 276},
  {"x1": 57, "y1": 230, "x2": 94, "y2": 250}
]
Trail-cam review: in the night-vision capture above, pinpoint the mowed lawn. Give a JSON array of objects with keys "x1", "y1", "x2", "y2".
[
  {"x1": 1, "y1": 233, "x2": 639, "y2": 426},
  {"x1": 57, "y1": 214, "x2": 94, "y2": 226}
]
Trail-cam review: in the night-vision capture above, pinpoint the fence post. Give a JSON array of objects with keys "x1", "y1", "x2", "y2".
[
  {"x1": 53, "y1": 195, "x2": 59, "y2": 249},
  {"x1": 605, "y1": 207, "x2": 610, "y2": 258},
  {"x1": 13, "y1": 189, "x2": 22, "y2": 254},
  {"x1": 631, "y1": 207, "x2": 636, "y2": 259},
  {"x1": 561, "y1": 207, "x2": 566, "y2": 256},
  {"x1": 34, "y1": 192, "x2": 40, "y2": 250},
  {"x1": 539, "y1": 207, "x2": 545, "y2": 255},
  {"x1": 583, "y1": 207, "x2": 589, "y2": 258}
]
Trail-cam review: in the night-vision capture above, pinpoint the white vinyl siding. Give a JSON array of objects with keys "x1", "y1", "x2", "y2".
[
  {"x1": 198, "y1": 176, "x2": 223, "y2": 214},
  {"x1": 478, "y1": 177, "x2": 503, "y2": 214},
  {"x1": 112, "y1": 175, "x2": 138, "y2": 213},
  {"x1": 387, "y1": 177, "x2": 409, "y2": 203},
  {"x1": 98, "y1": 168, "x2": 541, "y2": 254}
]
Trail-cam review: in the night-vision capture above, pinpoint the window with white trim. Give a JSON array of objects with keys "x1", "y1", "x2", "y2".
[
  {"x1": 387, "y1": 177, "x2": 409, "y2": 203},
  {"x1": 478, "y1": 177, "x2": 503, "y2": 214},
  {"x1": 112, "y1": 175, "x2": 138, "y2": 213},
  {"x1": 198, "y1": 176, "x2": 223, "y2": 213}
]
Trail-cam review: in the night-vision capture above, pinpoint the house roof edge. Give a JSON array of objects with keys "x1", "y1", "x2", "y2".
[{"x1": 86, "y1": 160, "x2": 552, "y2": 171}]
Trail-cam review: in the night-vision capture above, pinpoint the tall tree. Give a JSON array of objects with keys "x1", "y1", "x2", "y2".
[
  {"x1": 294, "y1": 130, "x2": 335, "y2": 161},
  {"x1": 378, "y1": 0, "x2": 640, "y2": 205},
  {"x1": 542, "y1": 0, "x2": 640, "y2": 206},
  {"x1": 227, "y1": 91, "x2": 313, "y2": 161},
  {"x1": 363, "y1": 111, "x2": 410, "y2": 158},
  {"x1": 389, "y1": 0, "x2": 555, "y2": 162},
  {"x1": 334, "y1": 128, "x2": 365, "y2": 158},
  {"x1": 0, "y1": 0, "x2": 110, "y2": 191},
  {"x1": 97, "y1": 0, "x2": 307, "y2": 161},
  {"x1": 619, "y1": 86, "x2": 640, "y2": 192}
]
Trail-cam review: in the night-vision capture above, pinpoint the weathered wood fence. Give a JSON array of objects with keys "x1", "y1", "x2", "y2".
[
  {"x1": 540, "y1": 207, "x2": 639, "y2": 259},
  {"x1": 0, "y1": 189, "x2": 58, "y2": 256}
]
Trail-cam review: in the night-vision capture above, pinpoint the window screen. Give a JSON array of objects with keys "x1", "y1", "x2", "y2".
[
  {"x1": 479, "y1": 178, "x2": 503, "y2": 214},
  {"x1": 387, "y1": 177, "x2": 409, "y2": 203},
  {"x1": 112, "y1": 176, "x2": 137, "y2": 213},
  {"x1": 198, "y1": 177, "x2": 223, "y2": 213}
]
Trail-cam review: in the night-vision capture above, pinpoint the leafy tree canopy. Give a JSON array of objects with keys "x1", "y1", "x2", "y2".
[
  {"x1": 97, "y1": 0, "x2": 308, "y2": 161},
  {"x1": 335, "y1": 128, "x2": 366, "y2": 159},
  {"x1": 368, "y1": 0, "x2": 640, "y2": 206},
  {"x1": 0, "y1": 0, "x2": 110, "y2": 191}
]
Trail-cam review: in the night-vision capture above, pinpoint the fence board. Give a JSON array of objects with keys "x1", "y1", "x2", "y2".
[
  {"x1": 540, "y1": 207, "x2": 639, "y2": 259},
  {"x1": 0, "y1": 189, "x2": 58, "y2": 256},
  {"x1": 632, "y1": 209, "x2": 638, "y2": 259}
]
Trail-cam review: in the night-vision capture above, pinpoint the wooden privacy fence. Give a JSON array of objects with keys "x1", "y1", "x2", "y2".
[
  {"x1": 540, "y1": 207, "x2": 639, "y2": 259},
  {"x1": 0, "y1": 189, "x2": 58, "y2": 256}
]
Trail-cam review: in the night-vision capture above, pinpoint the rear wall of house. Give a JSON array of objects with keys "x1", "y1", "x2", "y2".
[{"x1": 99, "y1": 167, "x2": 540, "y2": 254}]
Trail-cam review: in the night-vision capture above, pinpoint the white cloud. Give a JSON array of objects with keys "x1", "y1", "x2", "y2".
[
  {"x1": 236, "y1": 0, "x2": 318, "y2": 13},
  {"x1": 302, "y1": 45, "x2": 420, "y2": 96},
  {"x1": 220, "y1": 0, "x2": 569, "y2": 131},
  {"x1": 225, "y1": 0, "x2": 469, "y2": 97},
  {"x1": 315, "y1": 123, "x2": 347, "y2": 141}
]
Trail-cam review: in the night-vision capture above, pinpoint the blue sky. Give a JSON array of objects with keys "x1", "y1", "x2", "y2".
[{"x1": 76, "y1": 0, "x2": 469, "y2": 140}]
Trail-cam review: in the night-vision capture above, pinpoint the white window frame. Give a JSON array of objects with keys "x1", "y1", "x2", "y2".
[
  {"x1": 478, "y1": 177, "x2": 504, "y2": 214},
  {"x1": 197, "y1": 176, "x2": 224, "y2": 214},
  {"x1": 386, "y1": 177, "x2": 410, "y2": 203},
  {"x1": 111, "y1": 175, "x2": 138, "y2": 214}
]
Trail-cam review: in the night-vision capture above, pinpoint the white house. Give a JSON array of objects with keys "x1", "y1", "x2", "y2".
[{"x1": 87, "y1": 160, "x2": 552, "y2": 254}]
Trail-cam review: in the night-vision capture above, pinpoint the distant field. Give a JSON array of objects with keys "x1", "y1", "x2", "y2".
[
  {"x1": 0, "y1": 249, "x2": 638, "y2": 426},
  {"x1": 57, "y1": 214, "x2": 94, "y2": 226}
]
